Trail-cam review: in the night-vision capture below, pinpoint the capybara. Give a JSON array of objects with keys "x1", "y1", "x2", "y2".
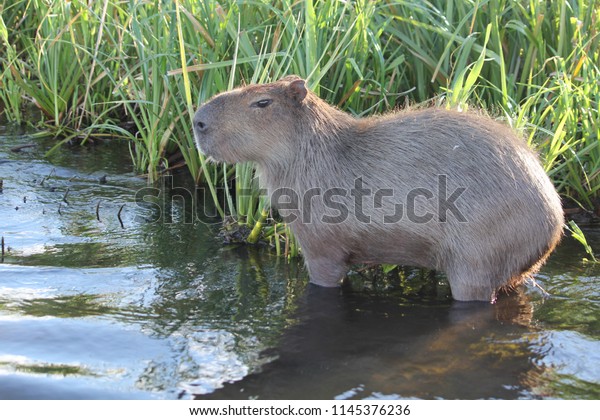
[{"x1": 193, "y1": 75, "x2": 563, "y2": 301}]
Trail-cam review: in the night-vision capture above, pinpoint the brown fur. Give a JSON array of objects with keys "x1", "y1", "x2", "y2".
[{"x1": 193, "y1": 75, "x2": 564, "y2": 301}]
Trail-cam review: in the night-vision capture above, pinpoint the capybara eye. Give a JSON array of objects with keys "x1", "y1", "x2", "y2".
[{"x1": 252, "y1": 99, "x2": 272, "y2": 108}]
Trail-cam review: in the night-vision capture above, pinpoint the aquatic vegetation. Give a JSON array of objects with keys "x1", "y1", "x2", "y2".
[
  {"x1": 0, "y1": 0, "x2": 598, "y2": 249},
  {"x1": 567, "y1": 220, "x2": 598, "y2": 263}
]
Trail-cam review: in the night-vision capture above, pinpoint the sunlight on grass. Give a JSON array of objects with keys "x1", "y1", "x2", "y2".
[{"x1": 1, "y1": 0, "x2": 598, "y2": 252}]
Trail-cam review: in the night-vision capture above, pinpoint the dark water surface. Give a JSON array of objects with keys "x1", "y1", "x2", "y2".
[{"x1": 0, "y1": 126, "x2": 599, "y2": 399}]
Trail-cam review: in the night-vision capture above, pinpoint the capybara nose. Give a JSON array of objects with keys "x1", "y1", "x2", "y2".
[{"x1": 195, "y1": 118, "x2": 207, "y2": 134}]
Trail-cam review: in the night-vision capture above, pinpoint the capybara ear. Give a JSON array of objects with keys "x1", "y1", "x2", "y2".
[
  {"x1": 288, "y1": 79, "x2": 307, "y2": 103},
  {"x1": 279, "y1": 74, "x2": 302, "y2": 82}
]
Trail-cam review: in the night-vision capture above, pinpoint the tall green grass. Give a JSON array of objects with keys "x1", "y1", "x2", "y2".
[{"x1": 1, "y1": 0, "x2": 599, "y2": 251}]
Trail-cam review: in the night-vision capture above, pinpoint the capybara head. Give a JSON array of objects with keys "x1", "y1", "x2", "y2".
[{"x1": 193, "y1": 75, "x2": 309, "y2": 163}]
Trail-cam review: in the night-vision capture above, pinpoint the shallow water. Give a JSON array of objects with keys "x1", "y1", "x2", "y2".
[{"x1": 0, "y1": 125, "x2": 599, "y2": 399}]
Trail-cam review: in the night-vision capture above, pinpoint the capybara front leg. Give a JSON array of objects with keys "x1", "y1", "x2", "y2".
[{"x1": 304, "y1": 254, "x2": 348, "y2": 287}]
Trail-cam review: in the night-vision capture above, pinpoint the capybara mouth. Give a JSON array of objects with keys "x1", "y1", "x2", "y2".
[{"x1": 193, "y1": 132, "x2": 215, "y2": 158}]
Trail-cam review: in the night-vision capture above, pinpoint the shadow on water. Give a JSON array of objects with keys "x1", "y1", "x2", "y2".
[{"x1": 1, "y1": 124, "x2": 599, "y2": 399}]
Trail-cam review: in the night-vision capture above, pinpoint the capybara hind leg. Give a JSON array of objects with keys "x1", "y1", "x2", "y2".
[{"x1": 446, "y1": 266, "x2": 497, "y2": 302}]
